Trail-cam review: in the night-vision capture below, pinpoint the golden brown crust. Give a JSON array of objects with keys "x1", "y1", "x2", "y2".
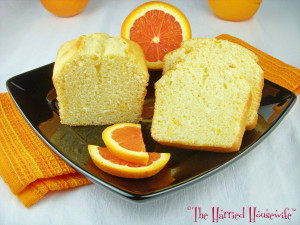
[
  {"x1": 155, "y1": 141, "x2": 239, "y2": 153},
  {"x1": 61, "y1": 119, "x2": 141, "y2": 126}
]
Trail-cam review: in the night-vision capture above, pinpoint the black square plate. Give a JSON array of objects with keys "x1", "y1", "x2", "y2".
[{"x1": 6, "y1": 63, "x2": 297, "y2": 200}]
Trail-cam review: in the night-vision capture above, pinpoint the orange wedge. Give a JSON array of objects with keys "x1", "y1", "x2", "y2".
[
  {"x1": 102, "y1": 123, "x2": 149, "y2": 165},
  {"x1": 121, "y1": 1, "x2": 192, "y2": 70},
  {"x1": 88, "y1": 145, "x2": 170, "y2": 179}
]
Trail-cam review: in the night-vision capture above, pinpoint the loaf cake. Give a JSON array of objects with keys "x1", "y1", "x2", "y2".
[
  {"x1": 163, "y1": 38, "x2": 264, "y2": 130},
  {"x1": 151, "y1": 52, "x2": 252, "y2": 152},
  {"x1": 53, "y1": 33, "x2": 149, "y2": 125}
]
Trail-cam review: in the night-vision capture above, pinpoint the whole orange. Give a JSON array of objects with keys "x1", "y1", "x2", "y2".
[
  {"x1": 207, "y1": 0, "x2": 262, "y2": 21},
  {"x1": 40, "y1": 0, "x2": 90, "y2": 17}
]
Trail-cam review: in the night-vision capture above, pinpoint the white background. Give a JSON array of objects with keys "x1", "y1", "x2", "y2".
[{"x1": 0, "y1": 0, "x2": 299, "y2": 224}]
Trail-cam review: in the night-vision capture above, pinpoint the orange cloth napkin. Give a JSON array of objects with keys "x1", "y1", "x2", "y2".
[
  {"x1": 0, "y1": 93, "x2": 91, "y2": 207},
  {"x1": 0, "y1": 34, "x2": 299, "y2": 208},
  {"x1": 217, "y1": 34, "x2": 300, "y2": 95}
]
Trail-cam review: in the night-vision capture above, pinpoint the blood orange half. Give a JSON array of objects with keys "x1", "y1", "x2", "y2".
[{"x1": 121, "y1": 1, "x2": 192, "y2": 70}]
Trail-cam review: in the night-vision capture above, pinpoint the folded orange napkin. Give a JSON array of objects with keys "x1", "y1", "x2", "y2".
[
  {"x1": 217, "y1": 34, "x2": 300, "y2": 95},
  {"x1": 0, "y1": 93, "x2": 91, "y2": 207},
  {"x1": 0, "y1": 34, "x2": 299, "y2": 208}
]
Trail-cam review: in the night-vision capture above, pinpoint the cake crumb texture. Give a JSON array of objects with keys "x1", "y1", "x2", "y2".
[
  {"x1": 163, "y1": 38, "x2": 264, "y2": 130},
  {"x1": 152, "y1": 52, "x2": 252, "y2": 152}
]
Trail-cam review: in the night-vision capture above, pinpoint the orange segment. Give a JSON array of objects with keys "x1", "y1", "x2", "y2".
[
  {"x1": 88, "y1": 145, "x2": 170, "y2": 179},
  {"x1": 102, "y1": 123, "x2": 149, "y2": 165},
  {"x1": 121, "y1": 1, "x2": 192, "y2": 70}
]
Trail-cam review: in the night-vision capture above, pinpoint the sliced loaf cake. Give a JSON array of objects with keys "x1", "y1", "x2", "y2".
[
  {"x1": 151, "y1": 52, "x2": 252, "y2": 152},
  {"x1": 163, "y1": 38, "x2": 264, "y2": 130},
  {"x1": 53, "y1": 33, "x2": 149, "y2": 125}
]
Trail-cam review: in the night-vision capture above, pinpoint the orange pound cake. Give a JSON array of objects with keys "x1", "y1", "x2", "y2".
[
  {"x1": 53, "y1": 33, "x2": 149, "y2": 125},
  {"x1": 163, "y1": 38, "x2": 264, "y2": 130},
  {"x1": 151, "y1": 52, "x2": 252, "y2": 152}
]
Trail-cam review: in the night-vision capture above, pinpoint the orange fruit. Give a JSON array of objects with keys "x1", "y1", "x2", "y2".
[
  {"x1": 121, "y1": 1, "x2": 192, "y2": 70},
  {"x1": 102, "y1": 123, "x2": 149, "y2": 165},
  {"x1": 40, "y1": 0, "x2": 90, "y2": 17},
  {"x1": 207, "y1": 0, "x2": 262, "y2": 21},
  {"x1": 88, "y1": 145, "x2": 170, "y2": 179}
]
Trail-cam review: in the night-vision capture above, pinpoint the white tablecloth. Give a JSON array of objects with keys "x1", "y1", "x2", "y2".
[{"x1": 0, "y1": 0, "x2": 299, "y2": 224}]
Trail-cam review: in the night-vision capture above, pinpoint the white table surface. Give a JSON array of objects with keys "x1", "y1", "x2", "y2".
[{"x1": 0, "y1": 0, "x2": 299, "y2": 224}]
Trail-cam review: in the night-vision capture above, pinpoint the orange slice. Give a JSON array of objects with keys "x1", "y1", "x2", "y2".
[
  {"x1": 121, "y1": 1, "x2": 192, "y2": 70},
  {"x1": 102, "y1": 123, "x2": 149, "y2": 165},
  {"x1": 88, "y1": 145, "x2": 170, "y2": 179}
]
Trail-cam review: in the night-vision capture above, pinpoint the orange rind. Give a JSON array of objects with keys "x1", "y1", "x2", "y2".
[{"x1": 88, "y1": 145, "x2": 170, "y2": 179}]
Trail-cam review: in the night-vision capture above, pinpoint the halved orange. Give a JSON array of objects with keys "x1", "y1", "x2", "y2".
[
  {"x1": 88, "y1": 145, "x2": 170, "y2": 179},
  {"x1": 121, "y1": 1, "x2": 192, "y2": 70},
  {"x1": 102, "y1": 123, "x2": 149, "y2": 165}
]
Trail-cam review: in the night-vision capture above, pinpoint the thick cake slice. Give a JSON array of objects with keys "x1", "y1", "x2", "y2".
[
  {"x1": 151, "y1": 53, "x2": 252, "y2": 152},
  {"x1": 53, "y1": 33, "x2": 149, "y2": 125},
  {"x1": 163, "y1": 38, "x2": 264, "y2": 130}
]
